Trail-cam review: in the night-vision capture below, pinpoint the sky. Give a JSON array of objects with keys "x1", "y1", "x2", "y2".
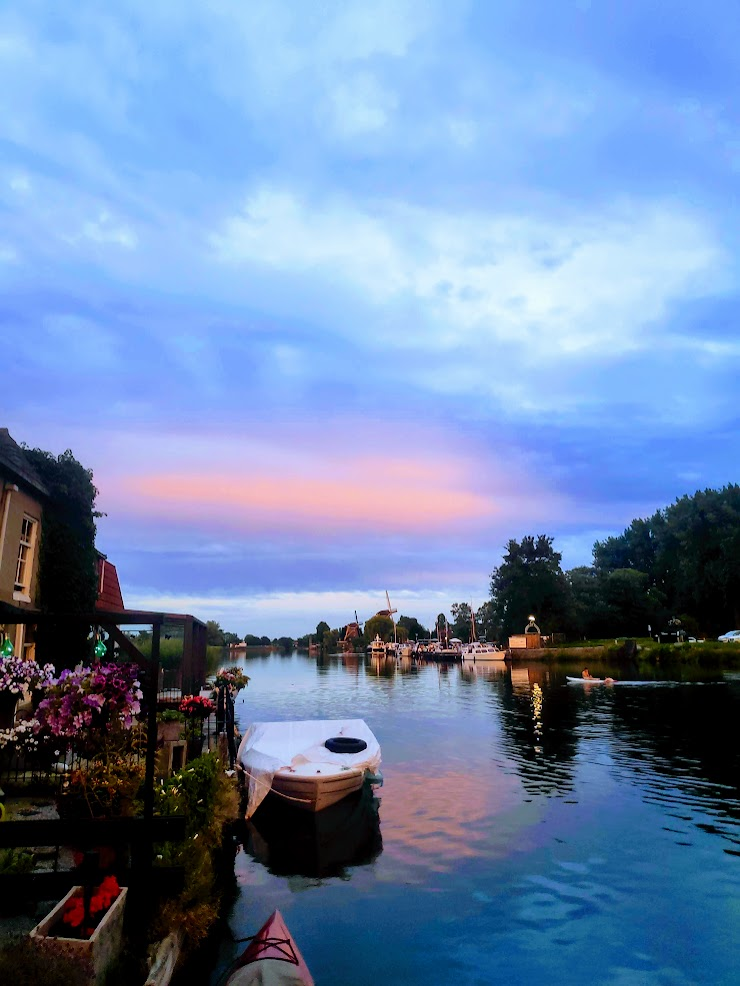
[{"x1": 2, "y1": 0, "x2": 738, "y2": 638}]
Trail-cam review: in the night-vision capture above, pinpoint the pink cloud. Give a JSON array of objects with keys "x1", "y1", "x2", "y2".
[{"x1": 120, "y1": 465, "x2": 497, "y2": 534}]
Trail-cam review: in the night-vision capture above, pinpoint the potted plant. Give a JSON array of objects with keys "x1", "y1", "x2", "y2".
[
  {"x1": 58, "y1": 750, "x2": 145, "y2": 820},
  {"x1": 179, "y1": 695, "x2": 216, "y2": 760},
  {"x1": 0, "y1": 653, "x2": 55, "y2": 728},
  {"x1": 29, "y1": 875, "x2": 127, "y2": 986},
  {"x1": 35, "y1": 662, "x2": 142, "y2": 744},
  {"x1": 213, "y1": 666, "x2": 250, "y2": 693},
  {"x1": 156, "y1": 707, "x2": 185, "y2": 743}
]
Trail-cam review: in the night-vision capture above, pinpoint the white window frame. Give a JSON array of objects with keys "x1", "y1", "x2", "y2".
[{"x1": 13, "y1": 514, "x2": 37, "y2": 602}]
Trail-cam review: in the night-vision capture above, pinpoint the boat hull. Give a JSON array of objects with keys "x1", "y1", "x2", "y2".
[
  {"x1": 226, "y1": 909, "x2": 314, "y2": 986},
  {"x1": 271, "y1": 765, "x2": 367, "y2": 812},
  {"x1": 462, "y1": 647, "x2": 506, "y2": 662}
]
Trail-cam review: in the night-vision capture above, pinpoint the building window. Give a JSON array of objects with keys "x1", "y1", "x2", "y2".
[{"x1": 14, "y1": 515, "x2": 37, "y2": 596}]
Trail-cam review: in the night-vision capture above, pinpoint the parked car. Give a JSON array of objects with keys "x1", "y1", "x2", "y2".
[{"x1": 717, "y1": 630, "x2": 740, "y2": 642}]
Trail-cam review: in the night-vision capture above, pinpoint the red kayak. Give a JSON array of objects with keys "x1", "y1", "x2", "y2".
[{"x1": 226, "y1": 909, "x2": 315, "y2": 985}]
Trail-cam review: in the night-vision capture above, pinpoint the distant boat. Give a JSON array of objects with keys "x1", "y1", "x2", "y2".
[
  {"x1": 225, "y1": 909, "x2": 314, "y2": 986},
  {"x1": 238, "y1": 719, "x2": 382, "y2": 816},
  {"x1": 370, "y1": 634, "x2": 386, "y2": 656},
  {"x1": 462, "y1": 601, "x2": 506, "y2": 661},
  {"x1": 462, "y1": 640, "x2": 506, "y2": 662},
  {"x1": 417, "y1": 639, "x2": 462, "y2": 661}
]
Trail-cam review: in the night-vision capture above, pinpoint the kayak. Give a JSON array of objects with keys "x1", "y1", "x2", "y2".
[
  {"x1": 225, "y1": 910, "x2": 315, "y2": 985},
  {"x1": 566, "y1": 675, "x2": 617, "y2": 684}
]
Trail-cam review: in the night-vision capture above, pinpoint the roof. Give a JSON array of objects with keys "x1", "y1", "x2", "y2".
[
  {"x1": 0, "y1": 428, "x2": 49, "y2": 497},
  {"x1": 96, "y1": 556, "x2": 125, "y2": 612}
]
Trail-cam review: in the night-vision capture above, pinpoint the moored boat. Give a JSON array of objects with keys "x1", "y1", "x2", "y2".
[
  {"x1": 237, "y1": 719, "x2": 382, "y2": 817},
  {"x1": 462, "y1": 640, "x2": 506, "y2": 662},
  {"x1": 225, "y1": 909, "x2": 314, "y2": 986}
]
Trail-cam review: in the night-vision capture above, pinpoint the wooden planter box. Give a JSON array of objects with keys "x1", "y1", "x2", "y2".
[
  {"x1": 157, "y1": 720, "x2": 183, "y2": 744},
  {"x1": 29, "y1": 886, "x2": 127, "y2": 986}
]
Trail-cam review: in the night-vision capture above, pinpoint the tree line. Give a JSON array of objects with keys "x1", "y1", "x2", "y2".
[{"x1": 484, "y1": 484, "x2": 740, "y2": 642}]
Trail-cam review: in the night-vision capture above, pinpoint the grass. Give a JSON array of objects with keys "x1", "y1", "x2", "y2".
[{"x1": 545, "y1": 637, "x2": 740, "y2": 668}]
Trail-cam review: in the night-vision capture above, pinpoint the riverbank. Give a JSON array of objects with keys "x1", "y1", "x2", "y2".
[{"x1": 508, "y1": 639, "x2": 740, "y2": 669}]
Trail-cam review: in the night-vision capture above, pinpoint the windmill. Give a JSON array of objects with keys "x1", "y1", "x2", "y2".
[
  {"x1": 370, "y1": 591, "x2": 398, "y2": 649},
  {"x1": 341, "y1": 610, "x2": 363, "y2": 652}
]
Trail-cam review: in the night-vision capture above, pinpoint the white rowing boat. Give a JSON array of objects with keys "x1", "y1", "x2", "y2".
[{"x1": 237, "y1": 719, "x2": 382, "y2": 817}]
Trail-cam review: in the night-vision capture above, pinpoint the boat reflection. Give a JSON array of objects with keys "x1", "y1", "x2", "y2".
[
  {"x1": 243, "y1": 781, "x2": 383, "y2": 879},
  {"x1": 460, "y1": 662, "x2": 509, "y2": 684}
]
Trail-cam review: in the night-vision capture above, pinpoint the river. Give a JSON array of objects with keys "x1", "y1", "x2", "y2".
[{"x1": 207, "y1": 652, "x2": 740, "y2": 985}]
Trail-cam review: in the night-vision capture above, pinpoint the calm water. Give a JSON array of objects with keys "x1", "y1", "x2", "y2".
[{"x1": 209, "y1": 653, "x2": 740, "y2": 986}]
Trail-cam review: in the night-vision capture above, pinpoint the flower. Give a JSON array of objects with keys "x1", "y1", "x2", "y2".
[
  {"x1": 0, "y1": 655, "x2": 55, "y2": 695},
  {"x1": 62, "y1": 875, "x2": 120, "y2": 937},
  {"x1": 0, "y1": 716, "x2": 43, "y2": 752},
  {"x1": 36, "y1": 663, "x2": 142, "y2": 739},
  {"x1": 214, "y1": 667, "x2": 250, "y2": 691},
  {"x1": 179, "y1": 695, "x2": 216, "y2": 719}
]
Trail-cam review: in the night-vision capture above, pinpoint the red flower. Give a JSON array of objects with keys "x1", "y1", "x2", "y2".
[
  {"x1": 179, "y1": 695, "x2": 216, "y2": 719},
  {"x1": 62, "y1": 876, "x2": 120, "y2": 934}
]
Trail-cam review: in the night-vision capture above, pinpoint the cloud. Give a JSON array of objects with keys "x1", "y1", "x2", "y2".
[
  {"x1": 210, "y1": 186, "x2": 727, "y2": 361},
  {"x1": 120, "y1": 587, "x2": 487, "y2": 638}
]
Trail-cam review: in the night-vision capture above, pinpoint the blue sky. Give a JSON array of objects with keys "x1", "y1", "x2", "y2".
[{"x1": 2, "y1": 1, "x2": 738, "y2": 637}]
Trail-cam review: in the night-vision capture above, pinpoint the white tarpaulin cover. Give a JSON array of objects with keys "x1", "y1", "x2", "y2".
[{"x1": 237, "y1": 719, "x2": 381, "y2": 817}]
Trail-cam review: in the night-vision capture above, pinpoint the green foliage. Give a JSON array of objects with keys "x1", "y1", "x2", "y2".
[
  {"x1": 490, "y1": 535, "x2": 570, "y2": 639},
  {"x1": 397, "y1": 615, "x2": 428, "y2": 641},
  {"x1": 315, "y1": 621, "x2": 330, "y2": 643},
  {"x1": 593, "y1": 485, "x2": 740, "y2": 635},
  {"x1": 206, "y1": 621, "x2": 223, "y2": 646},
  {"x1": 157, "y1": 708, "x2": 186, "y2": 722},
  {"x1": 23, "y1": 447, "x2": 99, "y2": 668},
  {"x1": 450, "y1": 603, "x2": 473, "y2": 642},
  {"x1": 475, "y1": 600, "x2": 500, "y2": 643},
  {"x1": 0, "y1": 847, "x2": 35, "y2": 874},
  {"x1": 153, "y1": 753, "x2": 240, "y2": 951},
  {"x1": 364, "y1": 614, "x2": 394, "y2": 642}
]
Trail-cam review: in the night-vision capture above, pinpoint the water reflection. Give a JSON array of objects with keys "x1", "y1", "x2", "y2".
[
  {"x1": 496, "y1": 666, "x2": 579, "y2": 796},
  {"x1": 216, "y1": 651, "x2": 740, "y2": 986},
  {"x1": 242, "y1": 781, "x2": 382, "y2": 880}
]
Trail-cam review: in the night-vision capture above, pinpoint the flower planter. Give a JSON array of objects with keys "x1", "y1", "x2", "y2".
[
  {"x1": 157, "y1": 720, "x2": 183, "y2": 744},
  {"x1": 29, "y1": 886, "x2": 127, "y2": 986}
]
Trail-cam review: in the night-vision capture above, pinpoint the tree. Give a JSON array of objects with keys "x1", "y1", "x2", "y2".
[
  {"x1": 603, "y1": 569, "x2": 651, "y2": 636},
  {"x1": 23, "y1": 446, "x2": 99, "y2": 668},
  {"x1": 566, "y1": 566, "x2": 607, "y2": 639},
  {"x1": 315, "y1": 621, "x2": 330, "y2": 644},
  {"x1": 206, "y1": 621, "x2": 226, "y2": 646},
  {"x1": 397, "y1": 615, "x2": 428, "y2": 640},
  {"x1": 490, "y1": 535, "x2": 570, "y2": 639},
  {"x1": 475, "y1": 600, "x2": 500, "y2": 643},
  {"x1": 450, "y1": 603, "x2": 473, "y2": 642},
  {"x1": 363, "y1": 615, "x2": 394, "y2": 642},
  {"x1": 592, "y1": 485, "x2": 740, "y2": 634}
]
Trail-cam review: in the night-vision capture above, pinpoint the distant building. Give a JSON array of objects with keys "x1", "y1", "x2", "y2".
[
  {"x1": 0, "y1": 428, "x2": 49, "y2": 658},
  {"x1": 96, "y1": 553, "x2": 125, "y2": 612}
]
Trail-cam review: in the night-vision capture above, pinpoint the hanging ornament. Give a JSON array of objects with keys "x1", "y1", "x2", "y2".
[
  {"x1": 1, "y1": 637, "x2": 14, "y2": 657},
  {"x1": 94, "y1": 640, "x2": 107, "y2": 659}
]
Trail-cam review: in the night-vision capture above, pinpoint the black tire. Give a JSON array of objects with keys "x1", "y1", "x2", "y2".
[{"x1": 325, "y1": 736, "x2": 367, "y2": 754}]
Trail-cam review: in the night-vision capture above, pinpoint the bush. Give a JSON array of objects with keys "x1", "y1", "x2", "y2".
[{"x1": 152, "y1": 753, "x2": 239, "y2": 951}]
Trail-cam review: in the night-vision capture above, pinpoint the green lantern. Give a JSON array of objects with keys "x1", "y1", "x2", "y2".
[
  {"x1": 94, "y1": 640, "x2": 107, "y2": 659},
  {"x1": 1, "y1": 637, "x2": 13, "y2": 657}
]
